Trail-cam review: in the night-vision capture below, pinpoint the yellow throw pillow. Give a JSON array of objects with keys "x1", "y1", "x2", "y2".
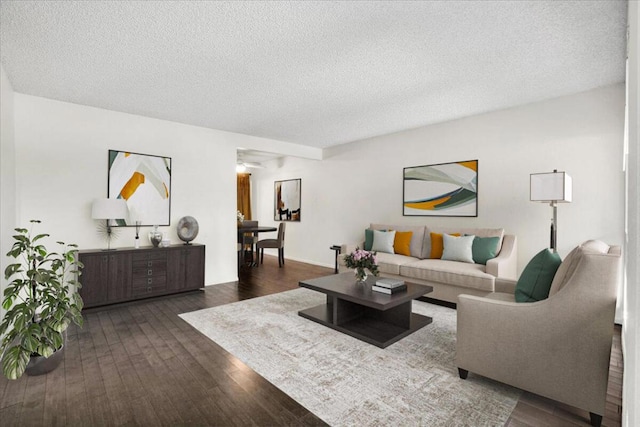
[
  {"x1": 430, "y1": 232, "x2": 460, "y2": 259},
  {"x1": 393, "y1": 231, "x2": 413, "y2": 256}
]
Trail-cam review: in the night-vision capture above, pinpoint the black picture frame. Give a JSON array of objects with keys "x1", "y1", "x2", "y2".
[{"x1": 274, "y1": 179, "x2": 301, "y2": 221}]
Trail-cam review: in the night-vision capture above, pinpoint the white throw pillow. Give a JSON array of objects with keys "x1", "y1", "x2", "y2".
[
  {"x1": 372, "y1": 229, "x2": 396, "y2": 254},
  {"x1": 441, "y1": 234, "x2": 475, "y2": 263}
]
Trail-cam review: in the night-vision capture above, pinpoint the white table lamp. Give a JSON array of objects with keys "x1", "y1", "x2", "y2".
[{"x1": 92, "y1": 198, "x2": 128, "y2": 250}]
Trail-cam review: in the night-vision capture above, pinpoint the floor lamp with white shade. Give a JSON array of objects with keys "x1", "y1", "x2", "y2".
[{"x1": 530, "y1": 170, "x2": 572, "y2": 253}]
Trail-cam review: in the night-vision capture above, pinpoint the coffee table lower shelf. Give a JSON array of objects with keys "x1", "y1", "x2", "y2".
[{"x1": 299, "y1": 303, "x2": 432, "y2": 349}]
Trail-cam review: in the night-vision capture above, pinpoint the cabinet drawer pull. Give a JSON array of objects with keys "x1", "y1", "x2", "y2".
[
  {"x1": 147, "y1": 286, "x2": 152, "y2": 293},
  {"x1": 148, "y1": 269, "x2": 153, "y2": 276},
  {"x1": 148, "y1": 261, "x2": 153, "y2": 267},
  {"x1": 147, "y1": 278, "x2": 152, "y2": 285}
]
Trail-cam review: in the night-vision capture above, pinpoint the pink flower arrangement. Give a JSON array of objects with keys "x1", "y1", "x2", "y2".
[{"x1": 344, "y1": 247, "x2": 380, "y2": 279}]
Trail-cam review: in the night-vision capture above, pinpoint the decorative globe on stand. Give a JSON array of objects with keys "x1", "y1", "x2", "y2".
[{"x1": 177, "y1": 216, "x2": 199, "y2": 245}]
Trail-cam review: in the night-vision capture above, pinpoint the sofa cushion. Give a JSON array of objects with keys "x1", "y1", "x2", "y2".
[
  {"x1": 515, "y1": 248, "x2": 562, "y2": 302},
  {"x1": 442, "y1": 234, "x2": 475, "y2": 263},
  {"x1": 364, "y1": 228, "x2": 390, "y2": 250},
  {"x1": 472, "y1": 236, "x2": 501, "y2": 265},
  {"x1": 430, "y1": 232, "x2": 461, "y2": 259},
  {"x1": 425, "y1": 227, "x2": 505, "y2": 260},
  {"x1": 371, "y1": 224, "x2": 426, "y2": 259},
  {"x1": 372, "y1": 229, "x2": 396, "y2": 254},
  {"x1": 400, "y1": 259, "x2": 495, "y2": 292},
  {"x1": 375, "y1": 252, "x2": 419, "y2": 275},
  {"x1": 393, "y1": 231, "x2": 413, "y2": 256}
]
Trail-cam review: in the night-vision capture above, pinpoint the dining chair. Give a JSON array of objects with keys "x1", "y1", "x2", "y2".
[
  {"x1": 256, "y1": 222, "x2": 286, "y2": 267},
  {"x1": 240, "y1": 220, "x2": 258, "y2": 263}
]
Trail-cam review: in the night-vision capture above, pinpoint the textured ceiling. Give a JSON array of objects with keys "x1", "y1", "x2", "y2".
[{"x1": 0, "y1": 1, "x2": 628, "y2": 149}]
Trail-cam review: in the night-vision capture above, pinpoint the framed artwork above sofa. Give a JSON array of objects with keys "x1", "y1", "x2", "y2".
[{"x1": 403, "y1": 159, "x2": 478, "y2": 217}]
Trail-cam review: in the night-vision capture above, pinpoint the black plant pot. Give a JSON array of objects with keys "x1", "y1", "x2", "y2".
[{"x1": 25, "y1": 334, "x2": 66, "y2": 376}]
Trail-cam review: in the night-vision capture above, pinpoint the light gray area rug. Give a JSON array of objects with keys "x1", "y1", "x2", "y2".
[{"x1": 179, "y1": 288, "x2": 520, "y2": 426}]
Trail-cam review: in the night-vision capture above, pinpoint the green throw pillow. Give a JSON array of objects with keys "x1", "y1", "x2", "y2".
[
  {"x1": 515, "y1": 249, "x2": 562, "y2": 302},
  {"x1": 364, "y1": 229, "x2": 374, "y2": 250},
  {"x1": 472, "y1": 236, "x2": 500, "y2": 265}
]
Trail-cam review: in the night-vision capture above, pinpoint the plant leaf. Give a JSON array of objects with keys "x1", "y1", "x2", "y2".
[
  {"x1": 2, "y1": 345, "x2": 30, "y2": 380},
  {"x1": 4, "y1": 263, "x2": 22, "y2": 280},
  {"x1": 35, "y1": 344, "x2": 54, "y2": 358}
]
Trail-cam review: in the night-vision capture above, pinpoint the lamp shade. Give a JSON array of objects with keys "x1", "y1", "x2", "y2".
[
  {"x1": 530, "y1": 171, "x2": 572, "y2": 203},
  {"x1": 91, "y1": 198, "x2": 129, "y2": 220}
]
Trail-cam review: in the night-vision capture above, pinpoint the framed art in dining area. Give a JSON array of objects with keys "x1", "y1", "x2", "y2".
[
  {"x1": 108, "y1": 149, "x2": 172, "y2": 226},
  {"x1": 274, "y1": 178, "x2": 301, "y2": 221},
  {"x1": 403, "y1": 159, "x2": 478, "y2": 217}
]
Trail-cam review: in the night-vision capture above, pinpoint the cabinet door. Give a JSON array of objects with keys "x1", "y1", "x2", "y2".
[
  {"x1": 78, "y1": 253, "x2": 109, "y2": 308},
  {"x1": 184, "y1": 245, "x2": 205, "y2": 290},
  {"x1": 106, "y1": 252, "x2": 132, "y2": 303},
  {"x1": 167, "y1": 246, "x2": 204, "y2": 292}
]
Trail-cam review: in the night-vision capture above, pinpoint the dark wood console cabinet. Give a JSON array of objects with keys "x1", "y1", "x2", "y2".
[{"x1": 78, "y1": 244, "x2": 205, "y2": 308}]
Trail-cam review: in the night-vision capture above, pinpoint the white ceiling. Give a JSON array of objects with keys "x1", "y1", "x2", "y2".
[{"x1": 0, "y1": 1, "x2": 628, "y2": 150}]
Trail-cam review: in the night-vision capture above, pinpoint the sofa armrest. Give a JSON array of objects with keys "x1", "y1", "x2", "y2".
[
  {"x1": 456, "y1": 293, "x2": 587, "y2": 411},
  {"x1": 486, "y1": 234, "x2": 517, "y2": 279},
  {"x1": 340, "y1": 243, "x2": 361, "y2": 255},
  {"x1": 494, "y1": 277, "x2": 517, "y2": 294}
]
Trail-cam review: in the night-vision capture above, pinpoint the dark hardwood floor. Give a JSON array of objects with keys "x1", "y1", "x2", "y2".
[{"x1": 0, "y1": 254, "x2": 623, "y2": 426}]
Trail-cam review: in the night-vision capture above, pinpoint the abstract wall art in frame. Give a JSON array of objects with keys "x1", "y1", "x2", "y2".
[
  {"x1": 274, "y1": 179, "x2": 301, "y2": 221},
  {"x1": 108, "y1": 150, "x2": 172, "y2": 226},
  {"x1": 403, "y1": 160, "x2": 478, "y2": 217}
]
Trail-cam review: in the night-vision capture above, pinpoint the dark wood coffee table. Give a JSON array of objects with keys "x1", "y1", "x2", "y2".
[{"x1": 298, "y1": 273, "x2": 433, "y2": 348}]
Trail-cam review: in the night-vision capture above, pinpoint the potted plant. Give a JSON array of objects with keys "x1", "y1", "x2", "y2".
[{"x1": 0, "y1": 220, "x2": 84, "y2": 380}]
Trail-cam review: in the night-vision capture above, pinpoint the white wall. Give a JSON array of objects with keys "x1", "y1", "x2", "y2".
[
  {"x1": 252, "y1": 84, "x2": 625, "y2": 276},
  {"x1": 11, "y1": 94, "x2": 319, "y2": 286},
  {"x1": 1, "y1": 65, "x2": 17, "y2": 321},
  {"x1": 622, "y1": 2, "x2": 639, "y2": 426}
]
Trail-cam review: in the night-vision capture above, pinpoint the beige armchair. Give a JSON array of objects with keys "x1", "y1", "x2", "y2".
[{"x1": 456, "y1": 241, "x2": 621, "y2": 427}]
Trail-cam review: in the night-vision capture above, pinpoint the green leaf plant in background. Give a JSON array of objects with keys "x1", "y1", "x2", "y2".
[{"x1": 0, "y1": 220, "x2": 84, "y2": 379}]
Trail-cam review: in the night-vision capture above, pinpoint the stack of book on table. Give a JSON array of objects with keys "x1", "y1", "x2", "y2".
[{"x1": 372, "y1": 278, "x2": 407, "y2": 294}]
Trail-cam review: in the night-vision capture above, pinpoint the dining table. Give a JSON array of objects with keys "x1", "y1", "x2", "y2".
[{"x1": 237, "y1": 225, "x2": 277, "y2": 267}]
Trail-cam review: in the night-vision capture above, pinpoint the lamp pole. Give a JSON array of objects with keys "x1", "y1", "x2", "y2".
[{"x1": 550, "y1": 200, "x2": 557, "y2": 253}]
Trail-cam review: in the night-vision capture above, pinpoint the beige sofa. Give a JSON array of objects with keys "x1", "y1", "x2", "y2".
[
  {"x1": 455, "y1": 240, "x2": 621, "y2": 426},
  {"x1": 339, "y1": 223, "x2": 518, "y2": 304}
]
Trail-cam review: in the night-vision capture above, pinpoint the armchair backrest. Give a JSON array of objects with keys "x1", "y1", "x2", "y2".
[{"x1": 549, "y1": 240, "x2": 618, "y2": 297}]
